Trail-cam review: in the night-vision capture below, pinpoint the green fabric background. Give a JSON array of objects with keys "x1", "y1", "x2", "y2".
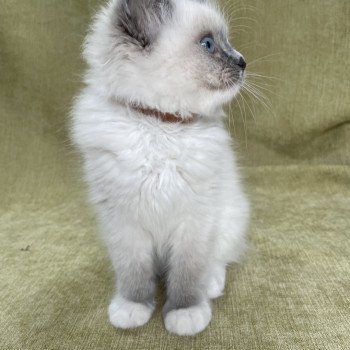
[{"x1": 1, "y1": 1, "x2": 349, "y2": 349}]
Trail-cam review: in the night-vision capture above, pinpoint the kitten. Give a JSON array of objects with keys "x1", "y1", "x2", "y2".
[{"x1": 72, "y1": 0, "x2": 249, "y2": 336}]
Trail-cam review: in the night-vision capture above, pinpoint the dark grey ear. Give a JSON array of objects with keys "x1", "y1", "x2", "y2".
[{"x1": 116, "y1": 0, "x2": 173, "y2": 47}]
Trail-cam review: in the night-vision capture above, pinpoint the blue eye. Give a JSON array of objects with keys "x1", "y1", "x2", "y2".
[{"x1": 200, "y1": 36, "x2": 215, "y2": 54}]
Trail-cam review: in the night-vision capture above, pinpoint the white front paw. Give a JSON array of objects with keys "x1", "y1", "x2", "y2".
[
  {"x1": 164, "y1": 302, "x2": 212, "y2": 336},
  {"x1": 108, "y1": 295, "x2": 154, "y2": 329}
]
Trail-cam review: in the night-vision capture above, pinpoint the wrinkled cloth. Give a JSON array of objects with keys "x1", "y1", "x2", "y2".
[{"x1": 1, "y1": 1, "x2": 349, "y2": 349}]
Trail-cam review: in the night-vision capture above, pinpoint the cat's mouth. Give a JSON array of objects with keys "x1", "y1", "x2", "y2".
[
  {"x1": 205, "y1": 71, "x2": 245, "y2": 92},
  {"x1": 226, "y1": 68, "x2": 245, "y2": 87}
]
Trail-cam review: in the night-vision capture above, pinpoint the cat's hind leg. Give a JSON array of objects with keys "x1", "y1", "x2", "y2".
[{"x1": 206, "y1": 262, "x2": 227, "y2": 299}]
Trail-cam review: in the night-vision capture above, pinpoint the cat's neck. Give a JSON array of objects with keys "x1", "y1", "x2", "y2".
[{"x1": 129, "y1": 104, "x2": 196, "y2": 124}]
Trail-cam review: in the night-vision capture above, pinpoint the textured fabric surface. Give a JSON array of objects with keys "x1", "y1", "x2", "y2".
[
  {"x1": 231, "y1": 0, "x2": 350, "y2": 166},
  {"x1": 1, "y1": 0, "x2": 349, "y2": 349}
]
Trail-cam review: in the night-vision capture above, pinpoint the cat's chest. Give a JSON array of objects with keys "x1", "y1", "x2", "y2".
[
  {"x1": 115, "y1": 123, "x2": 225, "y2": 183},
  {"x1": 88, "y1": 120, "x2": 230, "y2": 223},
  {"x1": 110, "y1": 124, "x2": 225, "y2": 220}
]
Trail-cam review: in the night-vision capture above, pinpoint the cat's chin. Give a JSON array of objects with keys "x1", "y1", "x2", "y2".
[
  {"x1": 227, "y1": 84, "x2": 242, "y2": 97},
  {"x1": 206, "y1": 85, "x2": 242, "y2": 110}
]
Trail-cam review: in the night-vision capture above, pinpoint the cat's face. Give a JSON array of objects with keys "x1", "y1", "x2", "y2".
[{"x1": 85, "y1": 0, "x2": 246, "y2": 117}]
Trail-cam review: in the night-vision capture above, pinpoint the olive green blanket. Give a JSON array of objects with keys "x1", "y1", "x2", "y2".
[{"x1": 1, "y1": 1, "x2": 349, "y2": 349}]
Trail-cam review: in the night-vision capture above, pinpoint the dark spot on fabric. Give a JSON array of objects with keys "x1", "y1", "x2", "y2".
[{"x1": 20, "y1": 245, "x2": 31, "y2": 252}]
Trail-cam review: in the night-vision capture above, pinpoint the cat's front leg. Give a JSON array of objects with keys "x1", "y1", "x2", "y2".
[
  {"x1": 102, "y1": 217, "x2": 156, "y2": 329},
  {"x1": 163, "y1": 221, "x2": 213, "y2": 336}
]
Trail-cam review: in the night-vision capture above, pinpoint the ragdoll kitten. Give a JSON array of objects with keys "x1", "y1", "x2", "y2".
[{"x1": 72, "y1": 0, "x2": 249, "y2": 336}]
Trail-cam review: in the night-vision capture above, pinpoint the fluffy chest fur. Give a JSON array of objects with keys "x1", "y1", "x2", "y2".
[{"x1": 74, "y1": 93, "x2": 234, "y2": 232}]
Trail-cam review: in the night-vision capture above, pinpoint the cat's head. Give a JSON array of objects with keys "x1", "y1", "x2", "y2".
[{"x1": 85, "y1": 0, "x2": 246, "y2": 118}]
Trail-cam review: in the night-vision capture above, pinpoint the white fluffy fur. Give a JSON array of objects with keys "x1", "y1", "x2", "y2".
[
  {"x1": 109, "y1": 295, "x2": 154, "y2": 329},
  {"x1": 164, "y1": 301, "x2": 212, "y2": 336},
  {"x1": 72, "y1": 0, "x2": 249, "y2": 336}
]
